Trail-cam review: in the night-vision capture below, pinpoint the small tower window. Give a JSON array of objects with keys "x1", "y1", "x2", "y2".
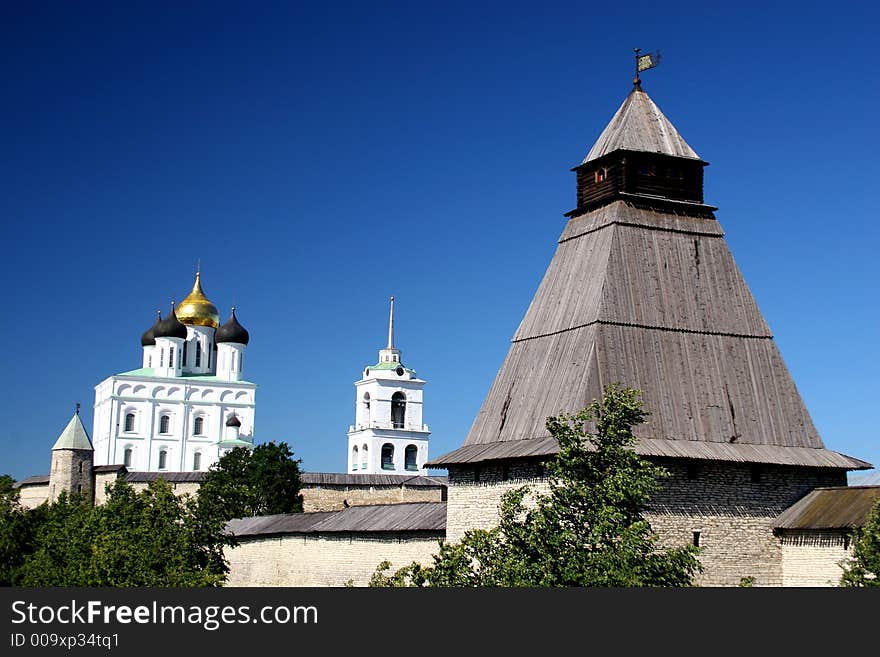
[
  {"x1": 363, "y1": 393, "x2": 371, "y2": 427},
  {"x1": 391, "y1": 392, "x2": 406, "y2": 429},
  {"x1": 193, "y1": 417, "x2": 204, "y2": 435},
  {"x1": 405, "y1": 445, "x2": 418, "y2": 471},
  {"x1": 594, "y1": 167, "x2": 608, "y2": 183},
  {"x1": 183, "y1": 341, "x2": 188, "y2": 366},
  {"x1": 381, "y1": 444, "x2": 395, "y2": 471},
  {"x1": 193, "y1": 452, "x2": 201, "y2": 471},
  {"x1": 238, "y1": 353, "x2": 243, "y2": 372},
  {"x1": 148, "y1": 355, "x2": 152, "y2": 368},
  {"x1": 195, "y1": 342, "x2": 202, "y2": 367},
  {"x1": 160, "y1": 349, "x2": 164, "y2": 367},
  {"x1": 361, "y1": 444, "x2": 368, "y2": 470},
  {"x1": 352, "y1": 445, "x2": 359, "y2": 471},
  {"x1": 124, "y1": 413, "x2": 135, "y2": 432},
  {"x1": 123, "y1": 448, "x2": 133, "y2": 468},
  {"x1": 170, "y1": 347, "x2": 175, "y2": 367},
  {"x1": 159, "y1": 414, "x2": 170, "y2": 434},
  {"x1": 693, "y1": 531, "x2": 701, "y2": 547},
  {"x1": 158, "y1": 450, "x2": 167, "y2": 470},
  {"x1": 78, "y1": 461, "x2": 84, "y2": 474}
]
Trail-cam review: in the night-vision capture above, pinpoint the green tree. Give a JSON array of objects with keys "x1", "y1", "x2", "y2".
[
  {"x1": 18, "y1": 480, "x2": 231, "y2": 587},
  {"x1": 197, "y1": 442, "x2": 304, "y2": 522},
  {"x1": 372, "y1": 384, "x2": 702, "y2": 587},
  {"x1": 840, "y1": 498, "x2": 880, "y2": 587},
  {"x1": 0, "y1": 475, "x2": 45, "y2": 585}
]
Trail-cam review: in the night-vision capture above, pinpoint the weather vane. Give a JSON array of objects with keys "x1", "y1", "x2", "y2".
[{"x1": 633, "y1": 48, "x2": 661, "y2": 86}]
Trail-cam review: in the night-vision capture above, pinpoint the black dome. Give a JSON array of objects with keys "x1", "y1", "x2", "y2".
[
  {"x1": 153, "y1": 303, "x2": 188, "y2": 340},
  {"x1": 141, "y1": 311, "x2": 162, "y2": 347},
  {"x1": 216, "y1": 308, "x2": 249, "y2": 345},
  {"x1": 225, "y1": 413, "x2": 241, "y2": 428}
]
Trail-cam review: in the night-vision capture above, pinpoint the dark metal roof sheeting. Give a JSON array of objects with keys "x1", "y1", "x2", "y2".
[
  {"x1": 13, "y1": 475, "x2": 49, "y2": 488},
  {"x1": 300, "y1": 472, "x2": 447, "y2": 487},
  {"x1": 428, "y1": 437, "x2": 870, "y2": 470},
  {"x1": 775, "y1": 486, "x2": 880, "y2": 530},
  {"x1": 226, "y1": 502, "x2": 447, "y2": 538},
  {"x1": 93, "y1": 464, "x2": 127, "y2": 473},
  {"x1": 124, "y1": 471, "x2": 207, "y2": 483}
]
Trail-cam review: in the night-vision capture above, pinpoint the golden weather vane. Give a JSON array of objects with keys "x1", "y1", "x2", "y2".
[{"x1": 633, "y1": 48, "x2": 661, "y2": 86}]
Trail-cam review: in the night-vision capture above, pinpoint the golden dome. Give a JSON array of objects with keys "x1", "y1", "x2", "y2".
[{"x1": 175, "y1": 272, "x2": 220, "y2": 328}]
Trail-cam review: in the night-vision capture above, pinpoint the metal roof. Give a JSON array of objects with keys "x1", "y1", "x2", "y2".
[
  {"x1": 226, "y1": 501, "x2": 447, "y2": 538},
  {"x1": 775, "y1": 486, "x2": 880, "y2": 530},
  {"x1": 300, "y1": 472, "x2": 447, "y2": 487},
  {"x1": 582, "y1": 86, "x2": 701, "y2": 164},
  {"x1": 123, "y1": 471, "x2": 207, "y2": 483},
  {"x1": 52, "y1": 413, "x2": 93, "y2": 451},
  {"x1": 13, "y1": 475, "x2": 49, "y2": 488}
]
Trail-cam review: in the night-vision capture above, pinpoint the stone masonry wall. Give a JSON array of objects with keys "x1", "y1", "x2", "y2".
[
  {"x1": 301, "y1": 484, "x2": 444, "y2": 512},
  {"x1": 17, "y1": 484, "x2": 49, "y2": 510},
  {"x1": 780, "y1": 530, "x2": 852, "y2": 587},
  {"x1": 445, "y1": 458, "x2": 845, "y2": 586},
  {"x1": 224, "y1": 532, "x2": 443, "y2": 586}
]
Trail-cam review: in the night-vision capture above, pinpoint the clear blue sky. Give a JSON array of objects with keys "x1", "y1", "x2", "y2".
[{"x1": 2, "y1": 1, "x2": 877, "y2": 482}]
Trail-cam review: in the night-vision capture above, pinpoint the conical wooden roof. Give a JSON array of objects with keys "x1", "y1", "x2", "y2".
[
  {"x1": 582, "y1": 84, "x2": 701, "y2": 164},
  {"x1": 430, "y1": 89, "x2": 869, "y2": 471}
]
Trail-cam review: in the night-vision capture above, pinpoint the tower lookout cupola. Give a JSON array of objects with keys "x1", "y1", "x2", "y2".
[{"x1": 568, "y1": 81, "x2": 715, "y2": 219}]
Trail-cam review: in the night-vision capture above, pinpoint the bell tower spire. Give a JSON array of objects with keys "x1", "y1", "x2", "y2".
[{"x1": 378, "y1": 296, "x2": 401, "y2": 364}]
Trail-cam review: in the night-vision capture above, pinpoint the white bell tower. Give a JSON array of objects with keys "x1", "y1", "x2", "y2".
[{"x1": 347, "y1": 297, "x2": 430, "y2": 475}]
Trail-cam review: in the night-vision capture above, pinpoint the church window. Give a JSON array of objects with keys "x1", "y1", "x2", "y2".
[
  {"x1": 160, "y1": 349, "x2": 164, "y2": 367},
  {"x1": 183, "y1": 342, "x2": 188, "y2": 366},
  {"x1": 193, "y1": 416, "x2": 204, "y2": 435},
  {"x1": 391, "y1": 392, "x2": 406, "y2": 429},
  {"x1": 352, "y1": 446, "x2": 359, "y2": 471},
  {"x1": 195, "y1": 342, "x2": 202, "y2": 367},
  {"x1": 193, "y1": 452, "x2": 201, "y2": 471},
  {"x1": 361, "y1": 444, "x2": 368, "y2": 470},
  {"x1": 124, "y1": 413, "x2": 135, "y2": 432},
  {"x1": 693, "y1": 531, "x2": 701, "y2": 548},
  {"x1": 595, "y1": 167, "x2": 608, "y2": 183},
  {"x1": 159, "y1": 414, "x2": 170, "y2": 434},
  {"x1": 148, "y1": 355, "x2": 152, "y2": 368},
  {"x1": 381, "y1": 444, "x2": 395, "y2": 470},
  {"x1": 405, "y1": 445, "x2": 418, "y2": 471},
  {"x1": 78, "y1": 461, "x2": 83, "y2": 474},
  {"x1": 158, "y1": 450, "x2": 167, "y2": 470},
  {"x1": 239, "y1": 353, "x2": 243, "y2": 372},
  {"x1": 170, "y1": 347, "x2": 175, "y2": 368},
  {"x1": 363, "y1": 393, "x2": 371, "y2": 426},
  {"x1": 123, "y1": 448, "x2": 133, "y2": 468}
]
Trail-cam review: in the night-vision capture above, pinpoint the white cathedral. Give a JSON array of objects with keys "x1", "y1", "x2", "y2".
[
  {"x1": 347, "y1": 297, "x2": 430, "y2": 475},
  {"x1": 92, "y1": 272, "x2": 256, "y2": 473}
]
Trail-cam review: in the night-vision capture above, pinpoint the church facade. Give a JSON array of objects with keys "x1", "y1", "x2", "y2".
[{"x1": 92, "y1": 272, "x2": 256, "y2": 473}]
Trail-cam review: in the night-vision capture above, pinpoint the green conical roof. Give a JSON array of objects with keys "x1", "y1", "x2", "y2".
[{"x1": 51, "y1": 412, "x2": 93, "y2": 451}]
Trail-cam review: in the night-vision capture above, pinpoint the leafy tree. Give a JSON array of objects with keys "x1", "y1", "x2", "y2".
[
  {"x1": 18, "y1": 480, "x2": 231, "y2": 587},
  {"x1": 0, "y1": 475, "x2": 45, "y2": 585},
  {"x1": 840, "y1": 498, "x2": 880, "y2": 587},
  {"x1": 371, "y1": 384, "x2": 702, "y2": 587},
  {"x1": 198, "y1": 442, "x2": 304, "y2": 521}
]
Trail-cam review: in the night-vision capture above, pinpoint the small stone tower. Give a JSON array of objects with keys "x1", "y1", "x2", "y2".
[
  {"x1": 49, "y1": 405, "x2": 94, "y2": 502},
  {"x1": 347, "y1": 297, "x2": 430, "y2": 475}
]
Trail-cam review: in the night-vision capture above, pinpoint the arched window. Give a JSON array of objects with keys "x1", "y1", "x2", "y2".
[
  {"x1": 193, "y1": 452, "x2": 201, "y2": 471},
  {"x1": 123, "y1": 448, "x2": 133, "y2": 468},
  {"x1": 363, "y1": 393, "x2": 371, "y2": 426},
  {"x1": 352, "y1": 445, "x2": 359, "y2": 471},
  {"x1": 391, "y1": 392, "x2": 406, "y2": 429},
  {"x1": 158, "y1": 449, "x2": 167, "y2": 470},
  {"x1": 159, "y1": 414, "x2": 170, "y2": 434},
  {"x1": 195, "y1": 342, "x2": 202, "y2": 367},
  {"x1": 193, "y1": 416, "x2": 204, "y2": 435},
  {"x1": 361, "y1": 444, "x2": 368, "y2": 470},
  {"x1": 381, "y1": 443, "x2": 395, "y2": 471},
  {"x1": 405, "y1": 445, "x2": 418, "y2": 471},
  {"x1": 124, "y1": 413, "x2": 135, "y2": 432}
]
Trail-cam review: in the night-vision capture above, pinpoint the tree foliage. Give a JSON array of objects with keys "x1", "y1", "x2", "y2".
[
  {"x1": 197, "y1": 442, "x2": 304, "y2": 522},
  {"x1": 840, "y1": 498, "x2": 880, "y2": 587},
  {"x1": 17, "y1": 480, "x2": 230, "y2": 586},
  {"x1": 371, "y1": 384, "x2": 702, "y2": 587}
]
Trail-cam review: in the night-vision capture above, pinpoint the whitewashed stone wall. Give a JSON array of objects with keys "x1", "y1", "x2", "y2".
[
  {"x1": 301, "y1": 485, "x2": 444, "y2": 512},
  {"x1": 780, "y1": 531, "x2": 852, "y2": 587},
  {"x1": 17, "y1": 484, "x2": 49, "y2": 509},
  {"x1": 224, "y1": 533, "x2": 443, "y2": 586},
  {"x1": 445, "y1": 458, "x2": 846, "y2": 586}
]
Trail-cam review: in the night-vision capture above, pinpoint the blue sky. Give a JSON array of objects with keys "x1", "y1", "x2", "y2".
[{"x1": 2, "y1": 1, "x2": 877, "y2": 482}]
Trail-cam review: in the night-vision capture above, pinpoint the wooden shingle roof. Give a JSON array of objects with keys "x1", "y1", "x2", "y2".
[{"x1": 775, "y1": 487, "x2": 880, "y2": 530}]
